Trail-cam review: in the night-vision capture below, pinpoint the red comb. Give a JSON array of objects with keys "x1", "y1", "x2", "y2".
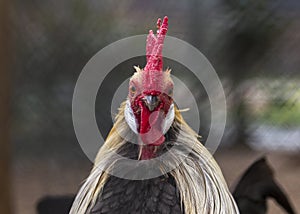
[{"x1": 144, "y1": 16, "x2": 168, "y2": 72}]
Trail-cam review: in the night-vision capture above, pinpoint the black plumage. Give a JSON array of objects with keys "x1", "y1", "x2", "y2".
[
  {"x1": 90, "y1": 175, "x2": 182, "y2": 214},
  {"x1": 37, "y1": 195, "x2": 75, "y2": 214},
  {"x1": 233, "y1": 157, "x2": 295, "y2": 214}
]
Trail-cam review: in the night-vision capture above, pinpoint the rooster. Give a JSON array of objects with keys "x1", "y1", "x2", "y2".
[
  {"x1": 70, "y1": 16, "x2": 239, "y2": 214},
  {"x1": 233, "y1": 157, "x2": 295, "y2": 214}
]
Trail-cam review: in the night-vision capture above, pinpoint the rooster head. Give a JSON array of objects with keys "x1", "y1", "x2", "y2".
[{"x1": 124, "y1": 16, "x2": 175, "y2": 159}]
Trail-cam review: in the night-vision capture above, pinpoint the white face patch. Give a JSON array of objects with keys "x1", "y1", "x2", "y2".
[
  {"x1": 124, "y1": 99, "x2": 138, "y2": 134},
  {"x1": 162, "y1": 103, "x2": 175, "y2": 134},
  {"x1": 124, "y1": 99, "x2": 175, "y2": 135}
]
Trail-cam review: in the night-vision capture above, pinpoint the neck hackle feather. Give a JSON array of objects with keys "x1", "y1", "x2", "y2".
[{"x1": 70, "y1": 103, "x2": 239, "y2": 213}]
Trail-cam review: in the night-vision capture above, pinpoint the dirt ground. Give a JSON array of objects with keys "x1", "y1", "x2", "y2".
[{"x1": 12, "y1": 146, "x2": 299, "y2": 214}]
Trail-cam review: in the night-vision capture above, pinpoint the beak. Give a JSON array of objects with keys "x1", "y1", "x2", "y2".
[{"x1": 144, "y1": 95, "x2": 159, "y2": 111}]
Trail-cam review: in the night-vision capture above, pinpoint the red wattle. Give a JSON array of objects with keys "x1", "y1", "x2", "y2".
[{"x1": 138, "y1": 101, "x2": 165, "y2": 146}]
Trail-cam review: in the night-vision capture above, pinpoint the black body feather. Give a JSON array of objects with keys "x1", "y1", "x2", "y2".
[{"x1": 90, "y1": 175, "x2": 182, "y2": 214}]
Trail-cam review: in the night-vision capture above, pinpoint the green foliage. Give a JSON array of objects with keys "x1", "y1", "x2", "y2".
[{"x1": 259, "y1": 99, "x2": 300, "y2": 127}]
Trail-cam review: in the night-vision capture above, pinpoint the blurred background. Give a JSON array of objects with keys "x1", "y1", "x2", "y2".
[{"x1": 1, "y1": 0, "x2": 299, "y2": 213}]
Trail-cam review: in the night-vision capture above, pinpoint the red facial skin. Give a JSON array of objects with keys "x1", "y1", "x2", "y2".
[{"x1": 128, "y1": 71, "x2": 173, "y2": 160}]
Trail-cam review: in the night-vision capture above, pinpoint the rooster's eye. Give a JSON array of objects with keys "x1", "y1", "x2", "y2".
[
  {"x1": 130, "y1": 86, "x2": 136, "y2": 94},
  {"x1": 168, "y1": 88, "x2": 173, "y2": 96}
]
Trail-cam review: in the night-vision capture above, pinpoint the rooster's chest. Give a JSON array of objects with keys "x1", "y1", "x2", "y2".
[{"x1": 90, "y1": 175, "x2": 182, "y2": 214}]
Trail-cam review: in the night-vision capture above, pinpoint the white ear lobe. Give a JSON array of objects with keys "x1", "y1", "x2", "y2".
[
  {"x1": 163, "y1": 104, "x2": 175, "y2": 134},
  {"x1": 124, "y1": 99, "x2": 138, "y2": 134}
]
